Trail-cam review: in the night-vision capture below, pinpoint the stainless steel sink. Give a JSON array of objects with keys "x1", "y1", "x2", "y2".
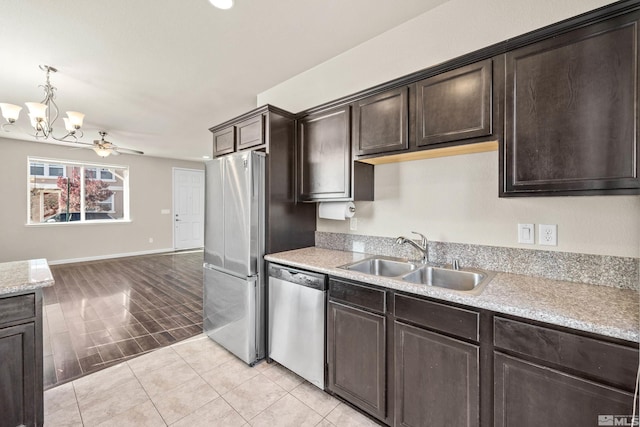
[
  {"x1": 340, "y1": 257, "x2": 419, "y2": 277},
  {"x1": 339, "y1": 256, "x2": 494, "y2": 294},
  {"x1": 402, "y1": 266, "x2": 494, "y2": 293}
]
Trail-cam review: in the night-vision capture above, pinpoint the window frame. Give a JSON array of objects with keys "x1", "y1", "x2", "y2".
[{"x1": 26, "y1": 157, "x2": 130, "y2": 225}]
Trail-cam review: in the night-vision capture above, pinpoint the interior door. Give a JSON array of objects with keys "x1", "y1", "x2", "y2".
[{"x1": 173, "y1": 168, "x2": 205, "y2": 250}]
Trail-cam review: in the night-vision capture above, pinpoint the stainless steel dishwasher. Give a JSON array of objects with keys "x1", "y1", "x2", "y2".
[{"x1": 267, "y1": 263, "x2": 326, "y2": 389}]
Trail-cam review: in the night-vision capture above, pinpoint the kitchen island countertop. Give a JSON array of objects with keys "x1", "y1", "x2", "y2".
[
  {"x1": 0, "y1": 258, "x2": 55, "y2": 296},
  {"x1": 265, "y1": 247, "x2": 639, "y2": 343}
]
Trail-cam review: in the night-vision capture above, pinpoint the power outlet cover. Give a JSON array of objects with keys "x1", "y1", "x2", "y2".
[{"x1": 539, "y1": 224, "x2": 557, "y2": 246}]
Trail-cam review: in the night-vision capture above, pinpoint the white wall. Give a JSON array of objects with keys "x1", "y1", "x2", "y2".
[
  {"x1": 258, "y1": 0, "x2": 640, "y2": 258},
  {"x1": 320, "y1": 152, "x2": 640, "y2": 258},
  {"x1": 0, "y1": 137, "x2": 203, "y2": 263}
]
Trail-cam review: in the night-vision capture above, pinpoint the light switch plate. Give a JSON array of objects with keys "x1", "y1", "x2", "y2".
[
  {"x1": 518, "y1": 223, "x2": 535, "y2": 244},
  {"x1": 539, "y1": 224, "x2": 557, "y2": 246}
]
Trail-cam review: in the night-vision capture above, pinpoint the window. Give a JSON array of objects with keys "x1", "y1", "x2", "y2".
[
  {"x1": 85, "y1": 167, "x2": 115, "y2": 181},
  {"x1": 28, "y1": 158, "x2": 129, "y2": 224},
  {"x1": 30, "y1": 163, "x2": 66, "y2": 177}
]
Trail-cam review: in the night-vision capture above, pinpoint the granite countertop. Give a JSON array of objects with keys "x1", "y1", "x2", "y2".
[
  {"x1": 0, "y1": 259, "x2": 55, "y2": 296},
  {"x1": 265, "y1": 247, "x2": 640, "y2": 343}
]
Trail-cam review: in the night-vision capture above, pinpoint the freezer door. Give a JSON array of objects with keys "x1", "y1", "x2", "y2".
[
  {"x1": 203, "y1": 267, "x2": 263, "y2": 365},
  {"x1": 204, "y1": 158, "x2": 225, "y2": 268},
  {"x1": 223, "y1": 152, "x2": 264, "y2": 276}
]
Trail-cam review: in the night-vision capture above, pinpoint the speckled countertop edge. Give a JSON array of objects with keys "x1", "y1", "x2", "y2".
[
  {"x1": 265, "y1": 247, "x2": 640, "y2": 343},
  {"x1": 0, "y1": 259, "x2": 55, "y2": 296}
]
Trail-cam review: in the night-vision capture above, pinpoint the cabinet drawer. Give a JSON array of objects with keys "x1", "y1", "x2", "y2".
[
  {"x1": 0, "y1": 294, "x2": 36, "y2": 325},
  {"x1": 494, "y1": 317, "x2": 638, "y2": 391},
  {"x1": 329, "y1": 279, "x2": 385, "y2": 314},
  {"x1": 394, "y1": 294, "x2": 479, "y2": 341}
]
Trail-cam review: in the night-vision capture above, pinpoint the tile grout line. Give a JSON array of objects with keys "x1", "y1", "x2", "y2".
[
  {"x1": 124, "y1": 358, "x2": 169, "y2": 426},
  {"x1": 71, "y1": 381, "x2": 86, "y2": 427}
]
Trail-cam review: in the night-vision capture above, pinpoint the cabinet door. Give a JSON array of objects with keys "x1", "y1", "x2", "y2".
[
  {"x1": 212, "y1": 126, "x2": 236, "y2": 157},
  {"x1": 503, "y1": 12, "x2": 640, "y2": 195},
  {"x1": 354, "y1": 87, "x2": 409, "y2": 156},
  {"x1": 236, "y1": 115, "x2": 264, "y2": 151},
  {"x1": 0, "y1": 323, "x2": 37, "y2": 427},
  {"x1": 394, "y1": 321, "x2": 479, "y2": 427},
  {"x1": 297, "y1": 106, "x2": 351, "y2": 201},
  {"x1": 416, "y1": 59, "x2": 492, "y2": 146},
  {"x1": 494, "y1": 352, "x2": 634, "y2": 427},
  {"x1": 327, "y1": 301, "x2": 386, "y2": 421}
]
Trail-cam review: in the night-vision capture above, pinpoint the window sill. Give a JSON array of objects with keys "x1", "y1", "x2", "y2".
[{"x1": 25, "y1": 219, "x2": 132, "y2": 227}]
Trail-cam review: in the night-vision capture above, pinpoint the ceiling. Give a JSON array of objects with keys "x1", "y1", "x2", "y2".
[{"x1": 0, "y1": 0, "x2": 448, "y2": 161}]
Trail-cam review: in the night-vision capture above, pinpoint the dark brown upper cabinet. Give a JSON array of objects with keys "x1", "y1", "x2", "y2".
[
  {"x1": 417, "y1": 59, "x2": 493, "y2": 147},
  {"x1": 209, "y1": 105, "x2": 289, "y2": 157},
  {"x1": 297, "y1": 105, "x2": 374, "y2": 202},
  {"x1": 502, "y1": 11, "x2": 640, "y2": 196},
  {"x1": 235, "y1": 114, "x2": 264, "y2": 151},
  {"x1": 211, "y1": 126, "x2": 235, "y2": 157},
  {"x1": 353, "y1": 86, "x2": 410, "y2": 156}
]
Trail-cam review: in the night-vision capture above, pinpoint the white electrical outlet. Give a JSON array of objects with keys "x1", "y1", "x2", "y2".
[
  {"x1": 148, "y1": 237, "x2": 154, "y2": 243},
  {"x1": 538, "y1": 224, "x2": 557, "y2": 246},
  {"x1": 350, "y1": 217, "x2": 357, "y2": 231},
  {"x1": 517, "y1": 223, "x2": 535, "y2": 244}
]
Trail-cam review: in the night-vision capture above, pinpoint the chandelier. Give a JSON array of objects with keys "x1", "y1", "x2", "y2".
[{"x1": 0, "y1": 65, "x2": 85, "y2": 142}]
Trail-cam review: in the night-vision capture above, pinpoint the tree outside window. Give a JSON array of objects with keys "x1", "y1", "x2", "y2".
[{"x1": 28, "y1": 158, "x2": 129, "y2": 223}]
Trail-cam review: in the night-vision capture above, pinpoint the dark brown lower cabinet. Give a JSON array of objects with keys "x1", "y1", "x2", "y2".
[
  {"x1": 0, "y1": 291, "x2": 43, "y2": 427},
  {"x1": 494, "y1": 353, "x2": 634, "y2": 427},
  {"x1": 394, "y1": 321, "x2": 479, "y2": 427},
  {"x1": 327, "y1": 300, "x2": 386, "y2": 421},
  {"x1": 325, "y1": 276, "x2": 638, "y2": 427}
]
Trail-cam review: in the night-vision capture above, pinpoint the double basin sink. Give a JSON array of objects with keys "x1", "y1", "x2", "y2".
[{"x1": 339, "y1": 256, "x2": 494, "y2": 294}]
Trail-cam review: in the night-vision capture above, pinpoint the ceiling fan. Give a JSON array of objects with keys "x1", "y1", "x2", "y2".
[{"x1": 75, "y1": 131, "x2": 144, "y2": 157}]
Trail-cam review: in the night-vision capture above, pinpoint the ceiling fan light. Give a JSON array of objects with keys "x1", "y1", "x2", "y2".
[
  {"x1": 0, "y1": 103, "x2": 22, "y2": 122},
  {"x1": 93, "y1": 146, "x2": 112, "y2": 157},
  {"x1": 209, "y1": 0, "x2": 233, "y2": 9},
  {"x1": 66, "y1": 111, "x2": 85, "y2": 129},
  {"x1": 25, "y1": 102, "x2": 47, "y2": 119}
]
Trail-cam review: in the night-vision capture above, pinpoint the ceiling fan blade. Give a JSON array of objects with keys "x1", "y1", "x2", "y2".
[{"x1": 114, "y1": 147, "x2": 144, "y2": 155}]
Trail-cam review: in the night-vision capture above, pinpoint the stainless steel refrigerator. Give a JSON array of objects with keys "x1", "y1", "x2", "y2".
[{"x1": 203, "y1": 151, "x2": 266, "y2": 365}]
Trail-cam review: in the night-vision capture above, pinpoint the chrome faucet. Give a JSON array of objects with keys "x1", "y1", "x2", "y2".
[{"x1": 395, "y1": 231, "x2": 429, "y2": 264}]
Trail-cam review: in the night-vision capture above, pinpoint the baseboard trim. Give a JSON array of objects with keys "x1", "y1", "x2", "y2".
[{"x1": 47, "y1": 248, "x2": 177, "y2": 265}]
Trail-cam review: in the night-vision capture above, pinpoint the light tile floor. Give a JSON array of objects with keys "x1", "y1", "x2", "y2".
[{"x1": 44, "y1": 334, "x2": 381, "y2": 427}]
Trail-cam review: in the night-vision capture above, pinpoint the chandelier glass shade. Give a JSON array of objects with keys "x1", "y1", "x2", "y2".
[{"x1": 1, "y1": 65, "x2": 85, "y2": 142}]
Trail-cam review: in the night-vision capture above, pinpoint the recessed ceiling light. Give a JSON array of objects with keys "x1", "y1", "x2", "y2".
[{"x1": 209, "y1": 0, "x2": 233, "y2": 9}]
